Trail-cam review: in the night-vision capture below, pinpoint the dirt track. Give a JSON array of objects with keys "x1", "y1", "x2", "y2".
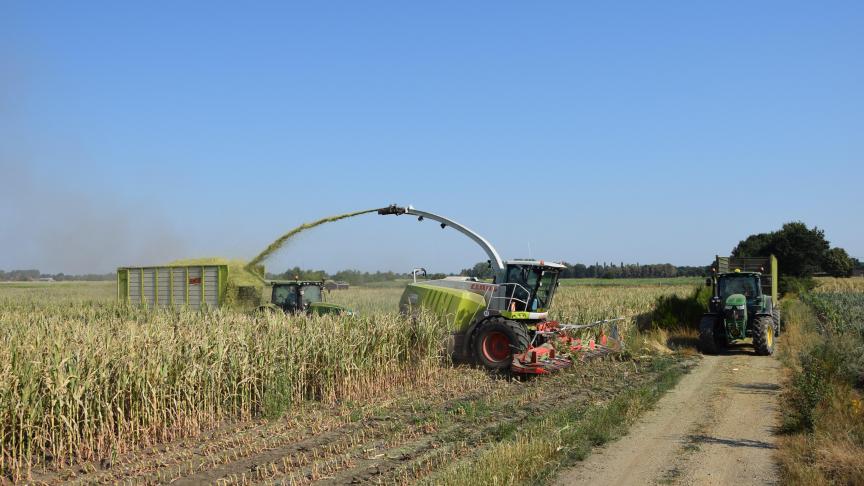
[{"x1": 555, "y1": 345, "x2": 782, "y2": 485}]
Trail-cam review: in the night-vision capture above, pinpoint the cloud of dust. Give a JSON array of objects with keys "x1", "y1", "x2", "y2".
[{"x1": 0, "y1": 157, "x2": 187, "y2": 274}]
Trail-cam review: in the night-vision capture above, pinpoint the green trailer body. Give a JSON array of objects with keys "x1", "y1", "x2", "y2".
[{"x1": 117, "y1": 265, "x2": 229, "y2": 309}]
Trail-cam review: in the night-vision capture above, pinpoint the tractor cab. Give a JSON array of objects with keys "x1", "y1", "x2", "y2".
[
  {"x1": 492, "y1": 261, "x2": 564, "y2": 316},
  {"x1": 268, "y1": 281, "x2": 351, "y2": 315},
  {"x1": 718, "y1": 273, "x2": 761, "y2": 300},
  {"x1": 711, "y1": 272, "x2": 764, "y2": 313}
]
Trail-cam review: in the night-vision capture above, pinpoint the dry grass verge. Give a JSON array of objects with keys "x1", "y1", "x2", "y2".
[{"x1": 776, "y1": 297, "x2": 864, "y2": 484}]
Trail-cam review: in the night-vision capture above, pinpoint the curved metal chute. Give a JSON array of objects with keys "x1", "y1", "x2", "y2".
[{"x1": 377, "y1": 204, "x2": 504, "y2": 273}]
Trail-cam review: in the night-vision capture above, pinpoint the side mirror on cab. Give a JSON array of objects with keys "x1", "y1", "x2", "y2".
[{"x1": 705, "y1": 278, "x2": 712, "y2": 287}]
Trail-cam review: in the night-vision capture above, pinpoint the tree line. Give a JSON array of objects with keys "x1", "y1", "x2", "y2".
[
  {"x1": 460, "y1": 261, "x2": 707, "y2": 280},
  {"x1": 266, "y1": 267, "x2": 449, "y2": 285},
  {"x1": 461, "y1": 222, "x2": 861, "y2": 281}
]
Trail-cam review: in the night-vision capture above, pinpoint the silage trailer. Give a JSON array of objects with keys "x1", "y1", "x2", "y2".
[{"x1": 117, "y1": 265, "x2": 229, "y2": 309}]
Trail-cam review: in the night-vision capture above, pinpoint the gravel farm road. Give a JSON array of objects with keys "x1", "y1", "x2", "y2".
[{"x1": 555, "y1": 347, "x2": 782, "y2": 485}]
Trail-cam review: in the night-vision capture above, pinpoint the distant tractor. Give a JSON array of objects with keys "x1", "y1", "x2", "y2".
[
  {"x1": 263, "y1": 281, "x2": 351, "y2": 315},
  {"x1": 378, "y1": 205, "x2": 620, "y2": 374},
  {"x1": 701, "y1": 255, "x2": 781, "y2": 355}
]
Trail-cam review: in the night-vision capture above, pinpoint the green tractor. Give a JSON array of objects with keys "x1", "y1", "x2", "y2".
[
  {"x1": 260, "y1": 280, "x2": 352, "y2": 316},
  {"x1": 378, "y1": 205, "x2": 620, "y2": 374},
  {"x1": 700, "y1": 255, "x2": 781, "y2": 355}
]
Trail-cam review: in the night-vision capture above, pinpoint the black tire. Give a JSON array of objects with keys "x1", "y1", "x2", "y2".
[
  {"x1": 772, "y1": 308, "x2": 782, "y2": 337},
  {"x1": 473, "y1": 318, "x2": 530, "y2": 370},
  {"x1": 699, "y1": 315, "x2": 726, "y2": 355},
  {"x1": 753, "y1": 316, "x2": 775, "y2": 356},
  {"x1": 256, "y1": 304, "x2": 279, "y2": 314}
]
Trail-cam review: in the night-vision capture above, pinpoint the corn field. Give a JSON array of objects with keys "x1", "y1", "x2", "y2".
[
  {"x1": 0, "y1": 281, "x2": 693, "y2": 481},
  {"x1": 813, "y1": 276, "x2": 864, "y2": 294}
]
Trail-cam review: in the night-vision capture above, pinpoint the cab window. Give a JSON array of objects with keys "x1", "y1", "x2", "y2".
[
  {"x1": 273, "y1": 285, "x2": 297, "y2": 306},
  {"x1": 534, "y1": 271, "x2": 557, "y2": 310},
  {"x1": 301, "y1": 285, "x2": 322, "y2": 304},
  {"x1": 719, "y1": 276, "x2": 758, "y2": 299}
]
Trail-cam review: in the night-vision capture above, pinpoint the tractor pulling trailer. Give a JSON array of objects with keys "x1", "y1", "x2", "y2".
[
  {"x1": 117, "y1": 266, "x2": 350, "y2": 315},
  {"x1": 700, "y1": 255, "x2": 781, "y2": 355},
  {"x1": 377, "y1": 205, "x2": 621, "y2": 374}
]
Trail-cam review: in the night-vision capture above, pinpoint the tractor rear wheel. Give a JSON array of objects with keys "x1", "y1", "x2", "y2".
[
  {"x1": 772, "y1": 308, "x2": 782, "y2": 336},
  {"x1": 753, "y1": 316, "x2": 775, "y2": 356},
  {"x1": 699, "y1": 315, "x2": 726, "y2": 355},
  {"x1": 473, "y1": 318, "x2": 530, "y2": 370}
]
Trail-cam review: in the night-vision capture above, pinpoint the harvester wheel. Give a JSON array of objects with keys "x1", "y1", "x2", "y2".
[
  {"x1": 753, "y1": 316, "x2": 775, "y2": 356},
  {"x1": 772, "y1": 309, "x2": 782, "y2": 337},
  {"x1": 255, "y1": 304, "x2": 278, "y2": 314},
  {"x1": 473, "y1": 318, "x2": 529, "y2": 370},
  {"x1": 699, "y1": 315, "x2": 726, "y2": 355}
]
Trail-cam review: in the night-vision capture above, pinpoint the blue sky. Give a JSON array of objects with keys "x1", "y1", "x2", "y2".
[{"x1": 1, "y1": 1, "x2": 862, "y2": 274}]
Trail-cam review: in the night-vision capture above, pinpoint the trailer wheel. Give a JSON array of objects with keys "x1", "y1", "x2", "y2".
[
  {"x1": 473, "y1": 318, "x2": 529, "y2": 370},
  {"x1": 753, "y1": 316, "x2": 775, "y2": 356},
  {"x1": 699, "y1": 315, "x2": 726, "y2": 355}
]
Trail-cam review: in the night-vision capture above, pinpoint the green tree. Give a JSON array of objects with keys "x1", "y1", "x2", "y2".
[
  {"x1": 732, "y1": 221, "x2": 832, "y2": 277},
  {"x1": 823, "y1": 247, "x2": 853, "y2": 277},
  {"x1": 731, "y1": 232, "x2": 774, "y2": 258},
  {"x1": 461, "y1": 261, "x2": 494, "y2": 279}
]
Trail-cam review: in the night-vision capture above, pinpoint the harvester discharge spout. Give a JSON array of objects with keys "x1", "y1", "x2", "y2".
[
  {"x1": 377, "y1": 204, "x2": 504, "y2": 273},
  {"x1": 377, "y1": 204, "x2": 408, "y2": 216}
]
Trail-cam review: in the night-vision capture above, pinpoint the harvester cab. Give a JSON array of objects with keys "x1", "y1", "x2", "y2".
[
  {"x1": 701, "y1": 256, "x2": 781, "y2": 355},
  {"x1": 267, "y1": 281, "x2": 351, "y2": 316},
  {"x1": 490, "y1": 261, "x2": 562, "y2": 316},
  {"x1": 378, "y1": 204, "x2": 621, "y2": 375}
]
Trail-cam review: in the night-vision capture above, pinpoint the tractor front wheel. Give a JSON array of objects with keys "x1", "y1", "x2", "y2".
[
  {"x1": 753, "y1": 316, "x2": 775, "y2": 356},
  {"x1": 699, "y1": 315, "x2": 726, "y2": 355},
  {"x1": 473, "y1": 319, "x2": 530, "y2": 371}
]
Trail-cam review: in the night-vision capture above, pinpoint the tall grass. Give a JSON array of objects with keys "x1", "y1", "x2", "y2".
[
  {"x1": 0, "y1": 303, "x2": 447, "y2": 481},
  {"x1": 550, "y1": 284, "x2": 694, "y2": 337}
]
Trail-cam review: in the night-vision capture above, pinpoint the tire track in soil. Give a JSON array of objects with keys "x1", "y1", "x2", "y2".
[
  {"x1": 227, "y1": 359, "x2": 672, "y2": 485},
  {"x1": 39, "y1": 374, "x2": 492, "y2": 484},
  {"x1": 170, "y1": 389, "x2": 499, "y2": 485},
  {"x1": 329, "y1": 359, "x2": 681, "y2": 486},
  {"x1": 50, "y1": 412, "x2": 355, "y2": 485}
]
